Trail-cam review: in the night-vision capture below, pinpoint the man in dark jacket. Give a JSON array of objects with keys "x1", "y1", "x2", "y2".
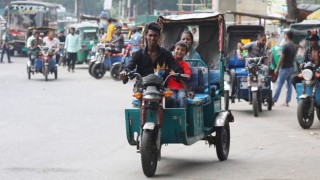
[{"x1": 120, "y1": 22, "x2": 182, "y2": 79}]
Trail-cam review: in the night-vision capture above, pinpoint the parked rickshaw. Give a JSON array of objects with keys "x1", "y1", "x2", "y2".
[{"x1": 123, "y1": 13, "x2": 234, "y2": 177}]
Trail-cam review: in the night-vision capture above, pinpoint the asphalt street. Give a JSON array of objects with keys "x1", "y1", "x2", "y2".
[{"x1": 0, "y1": 56, "x2": 320, "y2": 180}]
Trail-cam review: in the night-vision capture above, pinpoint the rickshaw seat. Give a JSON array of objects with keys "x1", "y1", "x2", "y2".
[
  {"x1": 187, "y1": 66, "x2": 211, "y2": 105},
  {"x1": 235, "y1": 68, "x2": 248, "y2": 76},
  {"x1": 187, "y1": 93, "x2": 210, "y2": 105}
]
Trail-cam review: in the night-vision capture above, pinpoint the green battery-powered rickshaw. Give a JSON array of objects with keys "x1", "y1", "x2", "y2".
[{"x1": 123, "y1": 13, "x2": 234, "y2": 177}]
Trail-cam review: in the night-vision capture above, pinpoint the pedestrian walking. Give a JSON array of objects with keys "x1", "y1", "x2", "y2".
[
  {"x1": 272, "y1": 31, "x2": 296, "y2": 106},
  {"x1": 64, "y1": 27, "x2": 81, "y2": 72},
  {"x1": 0, "y1": 27, "x2": 12, "y2": 63}
]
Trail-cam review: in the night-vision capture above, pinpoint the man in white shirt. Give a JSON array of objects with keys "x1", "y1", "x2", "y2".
[{"x1": 64, "y1": 27, "x2": 81, "y2": 72}]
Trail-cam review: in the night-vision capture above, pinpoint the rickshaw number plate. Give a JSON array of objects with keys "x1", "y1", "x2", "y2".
[{"x1": 240, "y1": 81, "x2": 248, "y2": 89}]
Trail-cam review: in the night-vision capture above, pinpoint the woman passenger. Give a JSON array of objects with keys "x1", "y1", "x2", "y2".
[{"x1": 180, "y1": 30, "x2": 201, "y2": 60}]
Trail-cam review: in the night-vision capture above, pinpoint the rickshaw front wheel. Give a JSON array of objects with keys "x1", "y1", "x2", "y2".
[
  {"x1": 140, "y1": 129, "x2": 158, "y2": 177},
  {"x1": 216, "y1": 122, "x2": 230, "y2": 161},
  {"x1": 252, "y1": 91, "x2": 259, "y2": 117},
  {"x1": 44, "y1": 65, "x2": 49, "y2": 81},
  {"x1": 297, "y1": 98, "x2": 314, "y2": 129}
]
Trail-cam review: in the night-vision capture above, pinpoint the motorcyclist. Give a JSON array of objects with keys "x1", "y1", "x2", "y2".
[
  {"x1": 292, "y1": 34, "x2": 320, "y2": 90},
  {"x1": 119, "y1": 22, "x2": 183, "y2": 79},
  {"x1": 237, "y1": 33, "x2": 268, "y2": 104},
  {"x1": 42, "y1": 29, "x2": 60, "y2": 64},
  {"x1": 109, "y1": 25, "x2": 124, "y2": 54}
]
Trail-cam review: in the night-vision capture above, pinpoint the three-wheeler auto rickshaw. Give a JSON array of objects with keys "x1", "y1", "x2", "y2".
[
  {"x1": 226, "y1": 25, "x2": 273, "y2": 117},
  {"x1": 226, "y1": 25, "x2": 264, "y2": 103},
  {"x1": 124, "y1": 13, "x2": 234, "y2": 177}
]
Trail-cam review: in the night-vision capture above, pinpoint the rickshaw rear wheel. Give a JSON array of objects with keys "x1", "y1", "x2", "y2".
[
  {"x1": 110, "y1": 63, "x2": 121, "y2": 81},
  {"x1": 230, "y1": 70, "x2": 236, "y2": 103},
  {"x1": 316, "y1": 107, "x2": 320, "y2": 121},
  {"x1": 140, "y1": 129, "x2": 158, "y2": 177},
  {"x1": 27, "y1": 66, "x2": 31, "y2": 80},
  {"x1": 224, "y1": 90, "x2": 230, "y2": 110},
  {"x1": 216, "y1": 122, "x2": 230, "y2": 161},
  {"x1": 252, "y1": 91, "x2": 259, "y2": 117},
  {"x1": 88, "y1": 62, "x2": 95, "y2": 76},
  {"x1": 54, "y1": 68, "x2": 58, "y2": 79},
  {"x1": 297, "y1": 98, "x2": 314, "y2": 129},
  {"x1": 267, "y1": 91, "x2": 273, "y2": 110}
]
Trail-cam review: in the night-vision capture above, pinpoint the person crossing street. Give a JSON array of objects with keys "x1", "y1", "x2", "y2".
[{"x1": 64, "y1": 27, "x2": 81, "y2": 72}]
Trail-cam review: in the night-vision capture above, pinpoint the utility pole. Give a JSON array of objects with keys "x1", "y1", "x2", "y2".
[
  {"x1": 148, "y1": 0, "x2": 153, "y2": 15},
  {"x1": 75, "y1": 0, "x2": 80, "y2": 21}
]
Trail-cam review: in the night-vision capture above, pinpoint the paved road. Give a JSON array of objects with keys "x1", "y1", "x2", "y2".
[{"x1": 0, "y1": 56, "x2": 320, "y2": 180}]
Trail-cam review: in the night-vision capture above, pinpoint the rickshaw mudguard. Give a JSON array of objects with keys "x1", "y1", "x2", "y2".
[
  {"x1": 125, "y1": 108, "x2": 189, "y2": 145},
  {"x1": 214, "y1": 110, "x2": 234, "y2": 127}
]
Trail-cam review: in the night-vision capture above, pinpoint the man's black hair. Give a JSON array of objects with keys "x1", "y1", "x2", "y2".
[
  {"x1": 257, "y1": 33, "x2": 266, "y2": 39},
  {"x1": 285, "y1": 30, "x2": 293, "y2": 40},
  {"x1": 145, "y1": 22, "x2": 161, "y2": 36}
]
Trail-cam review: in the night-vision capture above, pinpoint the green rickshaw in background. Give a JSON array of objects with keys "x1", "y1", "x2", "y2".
[{"x1": 68, "y1": 21, "x2": 99, "y2": 64}]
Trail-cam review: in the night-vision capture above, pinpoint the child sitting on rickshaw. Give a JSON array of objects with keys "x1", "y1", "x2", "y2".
[{"x1": 167, "y1": 41, "x2": 191, "y2": 108}]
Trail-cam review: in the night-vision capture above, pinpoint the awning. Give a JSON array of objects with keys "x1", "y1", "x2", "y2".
[{"x1": 307, "y1": 9, "x2": 320, "y2": 20}]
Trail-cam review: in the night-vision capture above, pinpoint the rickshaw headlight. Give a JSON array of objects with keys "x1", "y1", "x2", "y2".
[
  {"x1": 143, "y1": 94, "x2": 161, "y2": 101},
  {"x1": 302, "y1": 69, "x2": 313, "y2": 81}
]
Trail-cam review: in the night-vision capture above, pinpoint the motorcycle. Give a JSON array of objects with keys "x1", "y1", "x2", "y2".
[
  {"x1": 27, "y1": 46, "x2": 57, "y2": 81},
  {"x1": 296, "y1": 62, "x2": 320, "y2": 129},
  {"x1": 110, "y1": 44, "x2": 131, "y2": 81}
]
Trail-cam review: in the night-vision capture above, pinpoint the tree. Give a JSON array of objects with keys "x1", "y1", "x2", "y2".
[{"x1": 286, "y1": 0, "x2": 299, "y2": 22}]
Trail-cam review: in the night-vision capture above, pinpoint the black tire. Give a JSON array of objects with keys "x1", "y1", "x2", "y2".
[
  {"x1": 258, "y1": 91, "x2": 262, "y2": 112},
  {"x1": 224, "y1": 90, "x2": 230, "y2": 110},
  {"x1": 110, "y1": 63, "x2": 121, "y2": 81},
  {"x1": 297, "y1": 98, "x2": 314, "y2": 129},
  {"x1": 88, "y1": 62, "x2": 95, "y2": 76},
  {"x1": 316, "y1": 108, "x2": 320, "y2": 121},
  {"x1": 230, "y1": 70, "x2": 236, "y2": 103},
  {"x1": 140, "y1": 130, "x2": 158, "y2": 177},
  {"x1": 268, "y1": 90, "x2": 273, "y2": 111},
  {"x1": 54, "y1": 68, "x2": 58, "y2": 79},
  {"x1": 27, "y1": 66, "x2": 31, "y2": 80},
  {"x1": 252, "y1": 91, "x2": 259, "y2": 117},
  {"x1": 216, "y1": 122, "x2": 230, "y2": 161},
  {"x1": 91, "y1": 63, "x2": 106, "y2": 79},
  {"x1": 44, "y1": 65, "x2": 48, "y2": 81}
]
